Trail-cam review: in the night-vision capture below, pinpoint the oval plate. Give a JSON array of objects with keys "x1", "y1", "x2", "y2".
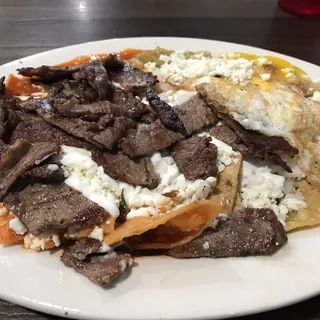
[{"x1": 1, "y1": 37, "x2": 320, "y2": 320}]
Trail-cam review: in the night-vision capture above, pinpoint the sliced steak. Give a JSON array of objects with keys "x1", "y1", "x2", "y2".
[
  {"x1": 39, "y1": 111, "x2": 135, "y2": 150},
  {"x1": 92, "y1": 117, "x2": 136, "y2": 150},
  {"x1": 171, "y1": 135, "x2": 218, "y2": 180},
  {"x1": 38, "y1": 111, "x2": 103, "y2": 148},
  {"x1": 17, "y1": 54, "x2": 123, "y2": 83},
  {"x1": 0, "y1": 139, "x2": 59, "y2": 200},
  {"x1": 139, "y1": 111, "x2": 158, "y2": 124},
  {"x1": 61, "y1": 245, "x2": 132, "y2": 286},
  {"x1": 10, "y1": 117, "x2": 89, "y2": 149},
  {"x1": 0, "y1": 139, "x2": 6, "y2": 155},
  {"x1": 4, "y1": 183, "x2": 105, "y2": 235},
  {"x1": 18, "y1": 98, "x2": 53, "y2": 112},
  {"x1": 210, "y1": 125, "x2": 248, "y2": 153},
  {"x1": 0, "y1": 100, "x2": 6, "y2": 138},
  {"x1": 11, "y1": 118, "x2": 159, "y2": 188},
  {"x1": 109, "y1": 86, "x2": 151, "y2": 118},
  {"x1": 53, "y1": 98, "x2": 148, "y2": 121},
  {"x1": 18, "y1": 65, "x2": 75, "y2": 83},
  {"x1": 168, "y1": 208, "x2": 287, "y2": 259},
  {"x1": 73, "y1": 63, "x2": 109, "y2": 100},
  {"x1": 146, "y1": 85, "x2": 187, "y2": 134},
  {"x1": 0, "y1": 76, "x2": 5, "y2": 98},
  {"x1": 174, "y1": 94, "x2": 218, "y2": 135},
  {"x1": 119, "y1": 120, "x2": 183, "y2": 157},
  {"x1": 211, "y1": 114, "x2": 298, "y2": 172},
  {"x1": 54, "y1": 100, "x2": 123, "y2": 119},
  {"x1": 109, "y1": 65, "x2": 157, "y2": 92},
  {"x1": 68, "y1": 238, "x2": 103, "y2": 260},
  {"x1": 21, "y1": 164, "x2": 65, "y2": 184},
  {"x1": 92, "y1": 150, "x2": 159, "y2": 188},
  {"x1": 48, "y1": 79, "x2": 98, "y2": 105}
]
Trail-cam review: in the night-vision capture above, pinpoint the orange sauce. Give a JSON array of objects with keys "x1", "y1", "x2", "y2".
[
  {"x1": 57, "y1": 49, "x2": 148, "y2": 67},
  {"x1": 0, "y1": 214, "x2": 23, "y2": 245},
  {"x1": 118, "y1": 48, "x2": 150, "y2": 60},
  {"x1": 57, "y1": 53, "x2": 108, "y2": 67},
  {"x1": 5, "y1": 48, "x2": 149, "y2": 97},
  {"x1": 5, "y1": 74, "x2": 43, "y2": 98}
]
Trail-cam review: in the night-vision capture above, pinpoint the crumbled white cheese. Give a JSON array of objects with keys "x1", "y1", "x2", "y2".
[
  {"x1": 260, "y1": 73, "x2": 271, "y2": 81},
  {"x1": 311, "y1": 91, "x2": 320, "y2": 102},
  {"x1": 0, "y1": 206, "x2": 8, "y2": 216},
  {"x1": 127, "y1": 207, "x2": 159, "y2": 219},
  {"x1": 144, "y1": 49, "x2": 254, "y2": 86},
  {"x1": 240, "y1": 160, "x2": 307, "y2": 224},
  {"x1": 280, "y1": 68, "x2": 294, "y2": 76},
  {"x1": 199, "y1": 132, "x2": 240, "y2": 172},
  {"x1": 65, "y1": 226, "x2": 79, "y2": 238},
  {"x1": 203, "y1": 241, "x2": 210, "y2": 250},
  {"x1": 59, "y1": 146, "x2": 120, "y2": 217},
  {"x1": 24, "y1": 233, "x2": 61, "y2": 251},
  {"x1": 158, "y1": 90, "x2": 197, "y2": 106},
  {"x1": 25, "y1": 235, "x2": 46, "y2": 251},
  {"x1": 52, "y1": 234, "x2": 61, "y2": 247},
  {"x1": 111, "y1": 81, "x2": 124, "y2": 89},
  {"x1": 60, "y1": 145, "x2": 218, "y2": 219},
  {"x1": 9, "y1": 217, "x2": 27, "y2": 235},
  {"x1": 47, "y1": 164, "x2": 59, "y2": 171},
  {"x1": 99, "y1": 242, "x2": 112, "y2": 253},
  {"x1": 119, "y1": 259, "x2": 128, "y2": 272},
  {"x1": 256, "y1": 57, "x2": 271, "y2": 65},
  {"x1": 34, "y1": 154, "x2": 52, "y2": 165},
  {"x1": 89, "y1": 226, "x2": 104, "y2": 242}
]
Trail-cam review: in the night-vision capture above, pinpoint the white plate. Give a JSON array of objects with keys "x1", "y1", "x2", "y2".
[{"x1": 1, "y1": 37, "x2": 320, "y2": 320}]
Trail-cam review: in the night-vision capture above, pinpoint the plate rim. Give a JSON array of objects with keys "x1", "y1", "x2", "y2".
[{"x1": 1, "y1": 36, "x2": 320, "y2": 320}]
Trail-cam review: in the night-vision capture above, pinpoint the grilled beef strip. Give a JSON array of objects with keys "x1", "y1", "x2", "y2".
[
  {"x1": 146, "y1": 84, "x2": 187, "y2": 135},
  {"x1": 53, "y1": 100, "x2": 123, "y2": 118},
  {"x1": 37, "y1": 111, "x2": 105, "y2": 148},
  {"x1": 171, "y1": 135, "x2": 218, "y2": 180},
  {"x1": 210, "y1": 125, "x2": 248, "y2": 153},
  {"x1": 92, "y1": 117, "x2": 136, "y2": 150},
  {"x1": 11, "y1": 118, "x2": 159, "y2": 188},
  {"x1": 0, "y1": 76, "x2": 5, "y2": 98},
  {"x1": 4, "y1": 183, "x2": 106, "y2": 236},
  {"x1": 61, "y1": 238, "x2": 133, "y2": 286},
  {"x1": 0, "y1": 139, "x2": 6, "y2": 154},
  {"x1": 0, "y1": 139, "x2": 60, "y2": 200},
  {"x1": 11, "y1": 117, "x2": 89, "y2": 148},
  {"x1": 0, "y1": 100, "x2": 6, "y2": 139},
  {"x1": 37, "y1": 109, "x2": 136, "y2": 150},
  {"x1": 48, "y1": 79, "x2": 99, "y2": 105},
  {"x1": 73, "y1": 63, "x2": 109, "y2": 100},
  {"x1": 210, "y1": 114, "x2": 298, "y2": 172},
  {"x1": 109, "y1": 65, "x2": 158, "y2": 92},
  {"x1": 21, "y1": 164, "x2": 65, "y2": 184},
  {"x1": 119, "y1": 94, "x2": 218, "y2": 158},
  {"x1": 168, "y1": 208, "x2": 287, "y2": 259},
  {"x1": 68, "y1": 238, "x2": 103, "y2": 260},
  {"x1": 92, "y1": 150, "x2": 159, "y2": 188},
  {"x1": 17, "y1": 54, "x2": 123, "y2": 83},
  {"x1": 108, "y1": 85, "x2": 151, "y2": 118},
  {"x1": 173, "y1": 94, "x2": 218, "y2": 135},
  {"x1": 119, "y1": 120, "x2": 183, "y2": 158}
]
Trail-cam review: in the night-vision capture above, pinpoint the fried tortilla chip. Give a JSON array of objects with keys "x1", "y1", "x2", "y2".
[
  {"x1": 286, "y1": 180, "x2": 320, "y2": 231},
  {"x1": 73, "y1": 216, "x2": 116, "y2": 239},
  {"x1": 110, "y1": 159, "x2": 241, "y2": 250},
  {"x1": 210, "y1": 156, "x2": 242, "y2": 213},
  {"x1": 104, "y1": 200, "x2": 221, "y2": 248},
  {"x1": 233, "y1": 192, "x2": 243, "y2": 211}
]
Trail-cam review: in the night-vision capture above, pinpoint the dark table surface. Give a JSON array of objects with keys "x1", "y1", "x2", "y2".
[{"x1": 0, "y1": 0, "x2": 320, "y2": 319}]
